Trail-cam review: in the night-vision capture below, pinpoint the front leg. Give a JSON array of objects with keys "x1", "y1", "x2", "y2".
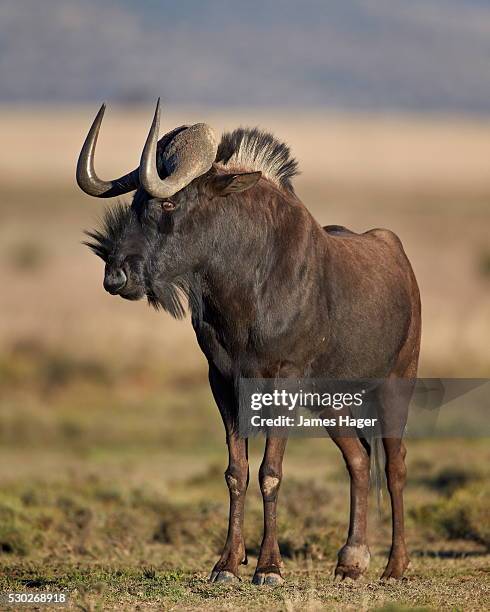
[
  {"x1": 209, "y1": 432, "x2": 249, "y2": 582},
  {"x1": 252, "y1": 436, "x2": 287, "y2": 585},
  {"x1": 208, "y1": 366, "x2": 249, "y2": 583}
]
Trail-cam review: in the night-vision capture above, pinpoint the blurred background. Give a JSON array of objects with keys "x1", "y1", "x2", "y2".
[{"x1": 0, "y1": 1, "x2": 489, "y2": 609}]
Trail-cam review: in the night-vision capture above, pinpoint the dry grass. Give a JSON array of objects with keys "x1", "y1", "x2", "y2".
[
  {"x1": 0, "y1": 383, "x2": 488, "y2": 610},
  {"x1": 0, "y1": 356, "x2": 488, "y2": 610},
  {"x1": 0, "y1": 109, "x2": 489, "y2": 609},
  {"x1": 0, "y1": 109, "x2": 489, "y2": 375}
]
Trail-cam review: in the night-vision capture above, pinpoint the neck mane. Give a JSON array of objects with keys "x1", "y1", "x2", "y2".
[{"x1": 216, "y1": 127, "x2": 299, "y2": 194}]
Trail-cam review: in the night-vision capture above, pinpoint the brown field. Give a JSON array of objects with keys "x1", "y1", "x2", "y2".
[
  {"x1": 0, "y1": 108, "x2": 489, "y2": 610},
  {"x1": 1, "y1": 107, "x2": 489, "y2": 374}
]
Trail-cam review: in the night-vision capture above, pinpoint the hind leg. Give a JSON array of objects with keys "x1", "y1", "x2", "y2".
[
  {"x1": 330, "y1": 432, "x2": 371, "y2": 580},
  {"x1": 377, "y1": 375, "x2": 415, "y2": 579},
  {"x1": 381, "y1": 436, "x2": 410, "y2": 579}
]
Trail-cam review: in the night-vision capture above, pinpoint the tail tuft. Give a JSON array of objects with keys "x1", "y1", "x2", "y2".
[{"x1": 371, "y1": 437, "x2": 385, "y2": 517}]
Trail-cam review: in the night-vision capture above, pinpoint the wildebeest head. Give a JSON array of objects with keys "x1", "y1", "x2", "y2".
[
  {"x1": 79, "y1": 101, "x2": 298, "y2": 317},
  {"x1": 77, "y1": 99, "x2": 218, "y2": 300},
  {"x1": 137, "y1": 106, "x2": 299, "y2": 318}
]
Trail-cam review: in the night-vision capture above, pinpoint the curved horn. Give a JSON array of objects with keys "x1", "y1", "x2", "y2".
[
  {"x1": 76, "y1": 103, "x2": 139, "y2": 198},
  {"x1": 139, "y1": 98, "x2": 218, "y2": 199}
]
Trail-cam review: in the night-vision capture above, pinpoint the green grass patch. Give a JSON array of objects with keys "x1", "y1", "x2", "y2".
[{"x1": 412, "y1": 482, "x2": 490, "y2": 549}]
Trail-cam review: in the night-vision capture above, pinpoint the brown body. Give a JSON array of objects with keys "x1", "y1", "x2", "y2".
[
  {"x1": 173, "y1": 175, "x2": 422, "y2": 583},
  {"x1": 80, "y1": 108, "x2": 421, "y2": 584}
]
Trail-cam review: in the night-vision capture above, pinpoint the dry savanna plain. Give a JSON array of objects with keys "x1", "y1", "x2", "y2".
[{"x1": 0, "y1": 108, "x2": 489, "y2": 610}]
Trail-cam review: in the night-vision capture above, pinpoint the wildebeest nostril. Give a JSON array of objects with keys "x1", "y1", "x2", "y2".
[{"x1": 103, "y1": 268, "x2": 127, "y2": 294}]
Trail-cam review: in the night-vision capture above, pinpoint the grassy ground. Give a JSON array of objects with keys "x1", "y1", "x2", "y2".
[
  {"x1": 0, "y1": 360, "x2": 488, "y2": 611},
  {"x1": 0, "y1": 110, "x2": 489, "y2": 609}
]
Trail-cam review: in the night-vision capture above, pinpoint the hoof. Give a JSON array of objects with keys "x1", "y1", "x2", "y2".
[
  {"x1": 252, "y1": 567, "x2": 284, "y2": 586},
  {"x1": 334, "y1": 572, "x2": 360, "y2": 583},
  {"x1": 334, "y1": 544, "x2": 370, "y2": 581},
  {"x1": 380, "y1": 556, "x2": 411, "y2": 580},
  {"x1": 209, "y1": 570, "x2": 240, "y2": 583}
]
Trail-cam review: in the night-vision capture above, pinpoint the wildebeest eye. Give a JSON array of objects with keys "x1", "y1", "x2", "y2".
[{"x1": 161, "y1": 200, "x2": 176, "y2": 212}]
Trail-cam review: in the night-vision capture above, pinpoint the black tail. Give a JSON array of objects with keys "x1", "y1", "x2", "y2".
[{"x1": 371, "y1": 436, "x2": 385, "y2": 516}]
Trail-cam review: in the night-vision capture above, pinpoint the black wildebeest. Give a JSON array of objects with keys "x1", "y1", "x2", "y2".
[{"x1": 78, "y1": 101, "x2": 421, "y2": 584}]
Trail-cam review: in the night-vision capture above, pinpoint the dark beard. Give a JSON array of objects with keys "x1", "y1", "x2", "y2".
[{"x1": 146, "y1": 272, "x2": 202, "y2": 321}]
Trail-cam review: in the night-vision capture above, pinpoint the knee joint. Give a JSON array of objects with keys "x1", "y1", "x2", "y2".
[
  {"x1": 347, "y1": 453, "x2": 370, "y2": 482},
  {"x1": 259, "y1": 469, "x2": 281, "y2": 501},
  {"x1": 225, "y1": 466, "x2": 248, "y2": 497},
  {"x1": 386, "y1": 459, "x2": 407, "y2": 491}
]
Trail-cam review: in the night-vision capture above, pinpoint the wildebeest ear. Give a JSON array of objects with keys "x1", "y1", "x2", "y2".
[{"x1": 207, "y1": 171, "x2": 262, "y2": 196}]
